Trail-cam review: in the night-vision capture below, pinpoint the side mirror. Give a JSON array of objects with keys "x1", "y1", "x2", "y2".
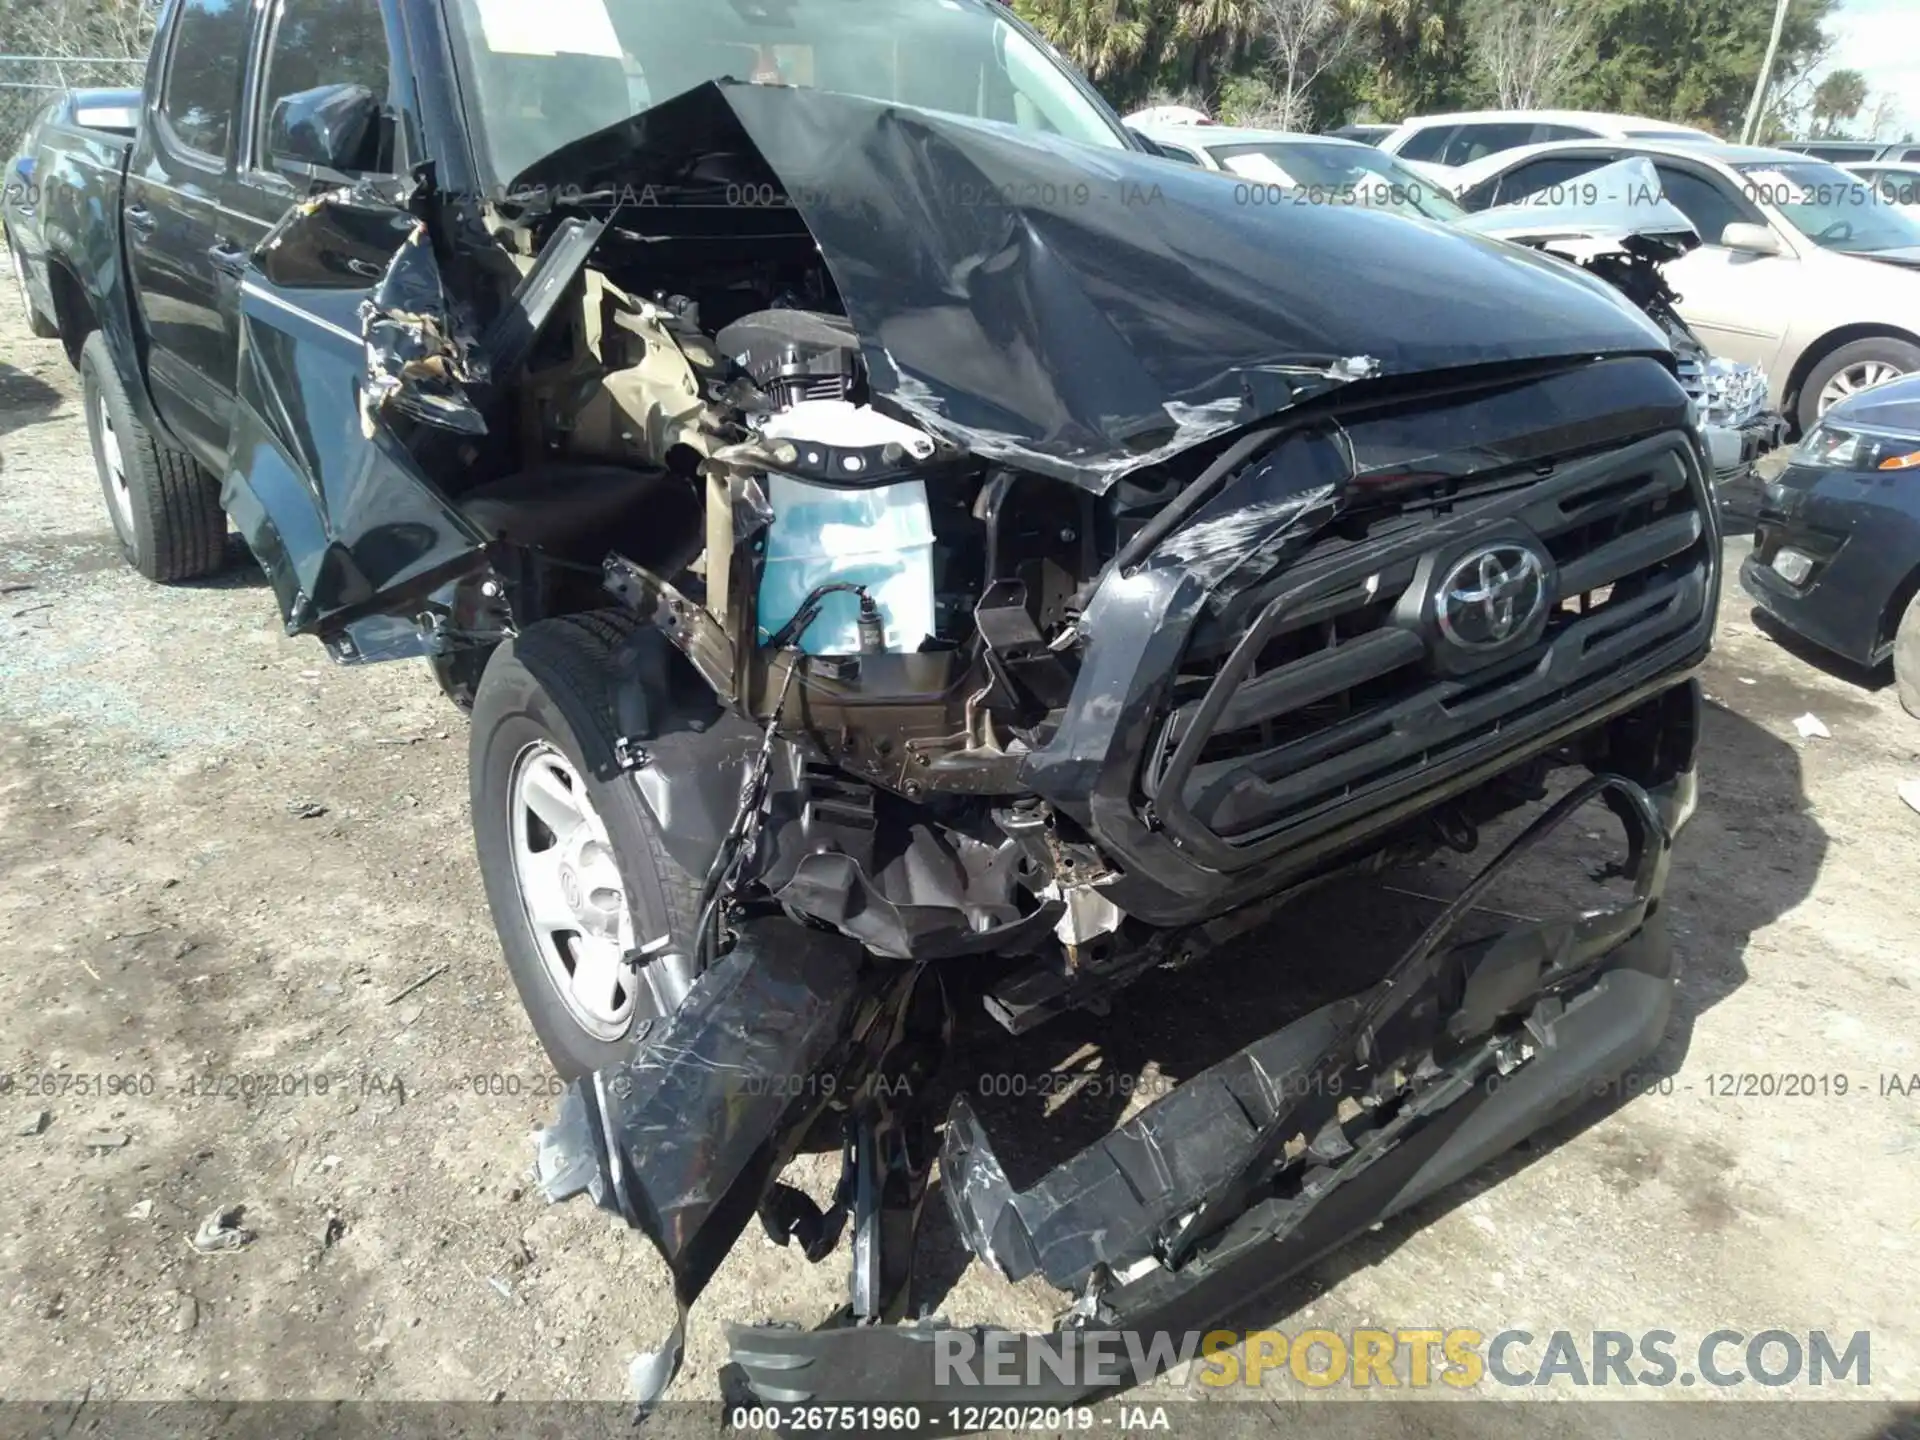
[
  {"x1": 1720, "y1": 221, "x2": 1783, "y2": 256},
  {"x1": 267, "y1": 83, "x2": 380, "y2": 179}
]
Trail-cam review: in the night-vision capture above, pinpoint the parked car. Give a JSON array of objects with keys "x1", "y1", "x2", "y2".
[
  {"x1": 1452, "y1": 139, "x2": 1920, "y2": 432},
  {"x1": 1850, "y1": 161, "x2": 1920, "y2": 212},
  {"x1": 1138, "y1": 122, "x2": 1467, "y2": 214},
  {"x1": 3, "y1": 87, "x2": 138, "y2": 340},
  {"x1": 1121, "y1": 103, "x2": 1213, "y2": 128},
  {"x1": 1742, "y1": 374, "x2": 1920, "y2": 716},
  {"x1": 1137, "y1": 128, "x2": 1784, "y2": 486},
  {"x1": 1379, "y1": 108, "x2": 1715, "y2": 182},
  {"x1": 1329, "y1": 122, "x2": 1393, "y2": 145},
  {"x1": 36, "y1": 0, "x2": 1715, "y2": 1412},
  {"x1": 1781, "y1": 140, "x2": 1920, "y2": 165}
]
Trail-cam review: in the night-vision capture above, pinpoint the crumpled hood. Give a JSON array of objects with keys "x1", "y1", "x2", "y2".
[
  {"x1": 1458, "y1": 157, "x2": 1699, "y2": 255},
  {"x1": 513, "y1": 83, "x2": 1670, "y2": 490}
]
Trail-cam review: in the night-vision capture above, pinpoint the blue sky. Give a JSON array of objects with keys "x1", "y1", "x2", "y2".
[{"x1": 1826, "y1": 0, "x2": 1920, "y2": 138}]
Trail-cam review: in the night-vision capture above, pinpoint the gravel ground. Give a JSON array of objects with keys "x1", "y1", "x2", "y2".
[{"x1": 2, "y1": 284, "x2": 1918, "y2": 1431}]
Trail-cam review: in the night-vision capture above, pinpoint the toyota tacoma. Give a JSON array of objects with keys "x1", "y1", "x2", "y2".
[{"x1": 32, "y1": 0, "x2": 1714, "y2": 1410}]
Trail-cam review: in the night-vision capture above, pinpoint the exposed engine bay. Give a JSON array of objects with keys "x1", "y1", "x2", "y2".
[{"x1": 236, "y1": 82, "x2": 1718, "y2": 1417}]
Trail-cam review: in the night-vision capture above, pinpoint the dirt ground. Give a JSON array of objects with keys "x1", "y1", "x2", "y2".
[{"x1": 3, "y1": 285, "x2": 1919, "y2": 1430}]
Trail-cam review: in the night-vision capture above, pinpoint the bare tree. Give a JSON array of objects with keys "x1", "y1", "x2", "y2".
[
  {"x1": 1862, "y1": 92, "x2": 1900, "y2": 143},
  {"x1": 1468, "y1": 0, "x2": 1590, "y2": 111},
  {"x1": 7, "y1": 0, "x2": 156, "y2": 63},
  {"x1": 1248, "y1": 0, "x2": 1371, "y2": 132}
]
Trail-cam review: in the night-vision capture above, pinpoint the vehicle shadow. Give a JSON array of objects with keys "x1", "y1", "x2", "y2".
[
  {"x1": 1750, "y1": 605, "x2": 1892, "y2": 693},
  {"x1": 180, "y1": 534, "x2": 271, "y2": 590},
  {"x1": 910, "y1": 698, "x2": 1823, "y2": 1322},
  {"x1": 0, "y1": 361, "x2": 64, "y2": 454},
  {"x1": 1714, "y1": 475, "x2": 1764, "y2": 538}
]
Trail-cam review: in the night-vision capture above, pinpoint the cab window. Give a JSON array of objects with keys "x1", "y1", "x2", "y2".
[
  {"x1": 1464, "y1": 153, "x2": 1608, "y2": 210},
  {"x1": 1395, "y1": 124, "x2": 1453, "y2": 162},
  {"x1": 1439, "y1": 122, "x2": 1541, "y2": 167},
  {"x1": 160, "y1": 0, "x2": 253, "y2": 158},
  {"x1": 255, "y1": 0, "x2": 394, "y2": 172}
]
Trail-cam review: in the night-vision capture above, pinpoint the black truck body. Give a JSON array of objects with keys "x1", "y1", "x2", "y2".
[{"x1": 32, "y1": 0, "x2": 1714, "y2": 1412}]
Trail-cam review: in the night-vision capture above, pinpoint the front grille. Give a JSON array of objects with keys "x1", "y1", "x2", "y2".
[
  {"x1": 1675, "y1": 355, "x2": 1706, "y2": 413},
  {"x1": 1144, "y1": 431, "x2": 1713, "y2": 863}
]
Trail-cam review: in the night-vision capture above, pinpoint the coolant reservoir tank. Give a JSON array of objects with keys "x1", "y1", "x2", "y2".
[{"x1": 756, "y1": 474, "x2": 935, "y2": 655}]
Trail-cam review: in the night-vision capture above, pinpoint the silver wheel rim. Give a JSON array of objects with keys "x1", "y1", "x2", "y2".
[
  {"x1": 1818, "y1": 359, "x2": 1905, "y2": 415},
  {"x1": 97, "y1": 392, "x2": 134, "y2": 537},
  {"x1": 508, "y1": 742, "x2": 638, "y2": 1040}
]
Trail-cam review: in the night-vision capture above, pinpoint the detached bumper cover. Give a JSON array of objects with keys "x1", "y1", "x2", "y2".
[
  {"x1": 1704, "y1": 410, "x2": 1787, "y2": 485},
  {"x1": 725, "y1": 769, "x2": 1689, "y2": 1407}
]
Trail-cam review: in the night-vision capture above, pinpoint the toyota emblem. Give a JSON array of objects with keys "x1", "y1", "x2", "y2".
[{"x1": 1436, "y1": 544, "x2": 1549, "y2": 649}]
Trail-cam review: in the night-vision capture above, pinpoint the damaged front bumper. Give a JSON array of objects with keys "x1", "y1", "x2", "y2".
[
  {"x1": 1703, "y1": 410, "x2": 1789, "y2": 488},
  {"x1": 534, "y1": 734, "x2": 1697, "y2": 1413}
]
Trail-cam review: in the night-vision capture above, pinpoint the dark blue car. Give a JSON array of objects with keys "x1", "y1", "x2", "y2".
[{"x1": 1743, "y1": 373, "x2": 1920, "y2": 715}]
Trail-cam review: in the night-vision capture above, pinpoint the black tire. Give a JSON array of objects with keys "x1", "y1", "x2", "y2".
[
  {"x1": 7, "y1": 232, "x2": 59, "y2": 339},
  {"x1": 1894, "y1": 590, "x2": 1920, "y2": 721},
  {"x1": 79, "y1": 331, "x2": 226, "y2": 581},
  {"x1": 469, "y1": 610, "x2": 703, "y2": 1078},
  {"x1": 1796, "y1": 337, "x2": 1920, "y2": 434}
]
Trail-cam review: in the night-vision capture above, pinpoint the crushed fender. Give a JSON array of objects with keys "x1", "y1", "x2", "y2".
[
  {"x1": 358, "y1": 219, "x2": 486, "y2": 439},
  {"x1": 530, "y1": 917, "x2": 886, "y2": 1404}
]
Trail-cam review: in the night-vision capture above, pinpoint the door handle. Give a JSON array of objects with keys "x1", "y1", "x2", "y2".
[
  {"x1": 124, "y1": 203, "x2": 156, "y2": 238},
  {"x1": 207, "y1": 238, "x2": 249, "y2": 276}
]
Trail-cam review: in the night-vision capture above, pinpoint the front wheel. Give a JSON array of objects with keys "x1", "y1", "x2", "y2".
[
  {"x1": 79, "y1": 332, "x2": 226, "y2": 581},
  {"x1": 469, "y1": 611, "x2": 703, "y2": 1077},
  {"x1": 1798, "y1": 337, "x2": 1920, "y2": 433},
  {"x1": 1894, "y1": 590, "x2": 1920, "y2": 721}
]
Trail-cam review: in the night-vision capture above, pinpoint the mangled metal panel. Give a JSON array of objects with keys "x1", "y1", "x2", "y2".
[
  {"x1": 510, "y1": 83, "x2": 1672, "y2": 492},
  {"x1": 1459, "y1": 156, "x2": 1699, "y2": 251},
  {"x1": 254, "y1": 173, "x2": 488, "y2": 440},
  {"x1": 532, "y1": 918, "x2": 882, "y2": 1405},
  {"x1": 235, "y1": 176, "x2": 490, "y2": 637}
]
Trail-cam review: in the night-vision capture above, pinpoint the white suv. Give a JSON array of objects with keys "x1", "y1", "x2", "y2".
[{"x1": 1381, "y1": 109, "x2": 1715, "y2": 181}]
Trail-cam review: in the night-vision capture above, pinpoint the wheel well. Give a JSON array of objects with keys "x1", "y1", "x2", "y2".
[
  {"x1": 1783, "y1": 323, "x2": 1920, "y2": 427},
  {"x1": 46, "y1": 259, "x2": 97, "y2": 368},
  {"x1": 1880, "y1": 562, "x2": 1920, "y2": 656}
]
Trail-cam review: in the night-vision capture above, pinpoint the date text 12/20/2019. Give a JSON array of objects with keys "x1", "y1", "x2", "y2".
[{"x1": 727, "y1": 1405, "x2": 1174, "y2": 1432}]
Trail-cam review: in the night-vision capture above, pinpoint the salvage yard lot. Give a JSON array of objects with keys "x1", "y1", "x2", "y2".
[{"x1": 2, "y1": 292, "x2": 1919, "y2": 1426}]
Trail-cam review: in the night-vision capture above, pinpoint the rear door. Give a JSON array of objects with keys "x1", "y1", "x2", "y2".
[{"x1": 125, "y1": 0, "x2": 253, "y2": 467}]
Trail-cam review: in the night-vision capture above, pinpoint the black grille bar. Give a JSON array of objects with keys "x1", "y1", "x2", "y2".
[{"x1": 1146, "y1": 430, "x2": 1714, "y2": 868}]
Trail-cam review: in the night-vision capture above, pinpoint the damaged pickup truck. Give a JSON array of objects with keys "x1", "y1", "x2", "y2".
[{"x1": 40, "y1": 0, "x2": 1713, "y2": 1410}]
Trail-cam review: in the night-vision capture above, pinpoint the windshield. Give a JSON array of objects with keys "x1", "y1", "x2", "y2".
[
  {"x1": 1205, "y1": 140, "x2": 1466, "y2": 222},
  {"x1": 446, "y1": 0, "x2": 1127, "y2": 188},
  {"x1": 1735, "y1": 160, "x2": 1920, "y2": 254}
]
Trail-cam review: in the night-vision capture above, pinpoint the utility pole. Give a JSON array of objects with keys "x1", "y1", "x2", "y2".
[{"x1": 1742, "y1": 0, "x2": 1793, "y2": 144}]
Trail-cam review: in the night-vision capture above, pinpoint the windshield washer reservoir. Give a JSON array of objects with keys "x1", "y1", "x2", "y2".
[{"x1": 758, "y1": 476, "x2": 935, "y2": 655}]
